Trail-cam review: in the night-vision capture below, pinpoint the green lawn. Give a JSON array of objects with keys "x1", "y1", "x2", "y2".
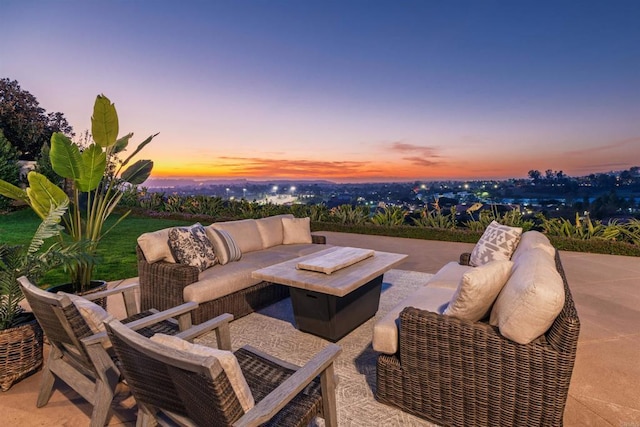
[{"x1": 0, "y1": 209, "x2": 192, "y2": 287}]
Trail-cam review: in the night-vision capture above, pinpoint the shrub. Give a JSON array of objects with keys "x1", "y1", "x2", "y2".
[{"x1": 0, "y1": 130, "x2": 21, "y2": 211}]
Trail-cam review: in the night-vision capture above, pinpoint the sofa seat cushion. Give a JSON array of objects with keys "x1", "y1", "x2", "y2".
[
  {"x1": 210, "y1": 219, "x2": 263, "y2": 253},
  {"x1": 255, "y1": 214, "x2": 293, "y2": 249},
  {"x1": 184, "y1": 259, "x2": 265, "y2": 304},
  {"x1": 489, "y1": 248, "x2": 564, "y2": 344},
  {"x1": 443, "y1": 260, "x2": 514, "y2": 322},
  {"x1": 426, "y1": 261, "x2": 473, "y2": 290},
  {"x1": 373, "y1": 286, "x2": 455, "y2": 355}
]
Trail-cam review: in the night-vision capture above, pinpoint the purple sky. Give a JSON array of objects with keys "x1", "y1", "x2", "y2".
[{"x1": 2, "y1": 0, "x2": 639, "y2": 182}]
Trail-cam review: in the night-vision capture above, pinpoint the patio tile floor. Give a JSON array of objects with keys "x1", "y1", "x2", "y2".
[{"x1": 3, "y1": 231, "x2": 639, "y2": 426}]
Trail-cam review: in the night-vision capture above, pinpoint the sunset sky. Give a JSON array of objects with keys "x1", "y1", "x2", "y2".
[{"x1": 2, "y1": 1, "x2": 639, "y2": 182}]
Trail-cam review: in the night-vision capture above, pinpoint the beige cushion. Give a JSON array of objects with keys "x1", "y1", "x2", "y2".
[
  {"x1": 490, "y1": 248, "x2": 565, "y2": 344},
  {"x1": 470, "y1": 220, "x2": 522, "y2": 266},
  {"x1": 168, "y1": 223, "x2": 217, "y2": 272},
  {"x1": 282, "y1": 217, "x2": 312, "y2": 244},
  {"x1": 255, "y1": 214, "x2": 293, "y2": 248},
  {"x1": 65, "y1": 293, "x2": 109, "y2": 334},
  {"x1": 150, "y1": 334, "x2": 254, "y2": 412},
  {"x1": 211, "y1": 219, "x2": 262, "y2": 253},
  {"x1": 206, "y1": 228, "x2": 242, "y2": 265},
  {"x1": 372, "y1": 286, "x2": 455, "y2": 354},
  {"x1": 137, "y1": 228, "x2": 176, "y2": 263},
  {"x1": 511, "y1": 230, "x2": 555, "y2": 263},
  {"x1": 443, "y1": 260, "x2": 514, "y2": 322},
  {"x1": 427, "y1": 261, "x2": 474, "y2": 290}
]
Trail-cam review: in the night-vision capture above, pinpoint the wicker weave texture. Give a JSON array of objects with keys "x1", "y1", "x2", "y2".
[
  {"x1": 137, "y1": 244, "x2": 293, "y2": 324},
  {"x1": 0, "y1": 316, "x2": 43, "y2": 391},
  {"x1": 376, "y1": 251, "x2": 580, "y2": 427}
]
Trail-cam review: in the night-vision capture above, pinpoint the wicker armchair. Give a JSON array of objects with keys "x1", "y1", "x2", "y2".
[
  {"x1": 136, "y1": 234, "x2": 327, "y2": 324},
  {"x1": 105, "y1": 313, "x2": 342, "y2": 427},
  {"x1": 18, "y1": 277, "x2": 204, "y2": 427},
  {"x1": 376, "y1": 251, "x2": 580, "y2": 426}
]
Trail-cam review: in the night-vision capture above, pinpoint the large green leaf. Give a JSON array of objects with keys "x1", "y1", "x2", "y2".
[
  {"x1": 114, "y1": 133, "x2": 133, "y2": 155},
  {"x1": 25, "y1": 172, "x2": 69, "y2": 219},
  {"x1": 121, "y1": 160, "x2": 153, "y2": 185},
  {"x1": 121, "y1": 132, "x2": 158, "y2": 167},
  {"x1": 91, "y1": 94, "x2": 119, "y2": 148},
  {"x1": 50, "y1": 132, "x2": 83, "y2": 182},
  {"x1": 0, "y1": 180, "x2": 28, "y2": 203},
  {"x1": 77, "y1": 144, "x2": 106, "y2": 192}
]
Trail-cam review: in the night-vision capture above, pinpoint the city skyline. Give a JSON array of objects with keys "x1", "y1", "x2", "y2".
[{"x1": 2, "y1": 1, "x2": 639, "y2": 183}]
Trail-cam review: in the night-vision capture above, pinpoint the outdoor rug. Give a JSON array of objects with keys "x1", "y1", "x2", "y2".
[{"x1": 196, "y1": 269, "x2": 439, "y2": 427}]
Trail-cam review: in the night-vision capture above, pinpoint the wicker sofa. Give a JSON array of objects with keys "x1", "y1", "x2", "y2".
[
  {"x1": 136, "y1": 215, "x2": 328, "y2": 324},
  {"x1": 374, "y1": 230, "x2": 581, "y2": 426}
]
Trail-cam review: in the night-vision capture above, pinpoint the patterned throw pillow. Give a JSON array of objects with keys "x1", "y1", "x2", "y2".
[
  {"x1": 205, "y1": 228, "x2": 242, "y2": 265},
  {"x1": 168, "y1": 223, "x2": 217, "y2": 272},
  {"x1": 469, "y1": 220, "x2": 523, "y2": 267}
]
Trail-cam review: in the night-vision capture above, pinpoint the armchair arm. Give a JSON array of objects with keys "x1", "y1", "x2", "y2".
[
  {"x1": 459, "y1": 252, "x2": 471, "y2": 265},
  {"x1": 137, "y1": 246, "x2": 199, "y2": 312},
  {"x1": 82, "y1": 282, "x2": 139, "y2": 318},
  {"x1": 233, "y1": 343, "x2": 342, "y2": 427},
  {"x1": 175, "y1": 313, "x2": 234, "y2": 350},
  {"x1": 311, "y1": 234, "x2": 326, "y2": 245}
]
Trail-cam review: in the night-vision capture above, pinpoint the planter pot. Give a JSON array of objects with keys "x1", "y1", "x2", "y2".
[
  {"x1": 47, "y1": 280, "x2": 108, "y2": 309},
  {"x1": 0, "y1": 313, "x2": 44, "y2": 391}
]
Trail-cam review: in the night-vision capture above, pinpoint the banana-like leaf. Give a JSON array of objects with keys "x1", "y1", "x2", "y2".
[
  {"x1": 0, "y1": 179, "x2": 28, "y2": 203},
  {"x1": 25, "y1": 172, "x2": 69, "y2": 219},
  {"x1": 50, "y1": 132, "x2": 83, "y2": 181},
  {"x1": 77, "y1": 144, "x2": 107, "y2": 192},
  {"x1": 92, "y1": 94, "x2": 119, "y2": 148},
  {"x1": 121, "y1": 133, "x2": 158, "y2": 167},
  {"x1": 121, "y1": 160, "x2": 153, "y2": 185},
  {"x1": 114, "y1": 132, "x2": 133, "y2": 154}
]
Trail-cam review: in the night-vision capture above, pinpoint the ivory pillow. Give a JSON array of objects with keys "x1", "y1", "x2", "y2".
[
  {"x1": 470, "y1": 221, "x2": 522, "y2": 266},
  {"x1": 137, "y1": 228, "x2": 176, "y2": 263},
  {"x1": 489, "y1": 248, "x2": 565, "y2": 344},
  {"x1": 150, "y1": 334, "x2": 254, "y2": 412},
  {"x1": 443, "y1": 260, "x2": 514, "y2": 322},
  {"x1": 511, "y1": 230, "x2": 555, "y2": 263},
  {"x1": 211, "y1": 219, "x2": 263, "y2": 253},
  {"x1": 65, "y1": 293, "x2": 110, "y2": 334},
  {"x1": 255, "y1": 214, "x2": 293, "y2": 248},
  {"x1": 282, "y1": 217, "x2": 312, "y2": 244}
]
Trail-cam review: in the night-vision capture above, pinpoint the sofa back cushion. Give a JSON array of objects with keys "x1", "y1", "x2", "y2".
[
  {"x1": 469, "y1": 220, "x2": 522, "y2": 267},
  {"x1": 489, "y1": 247, "x2": 564, "y2": 344},
  {"x1": 137, "y1": 228, "x2": 176, "y2": 264},
  {"x1": 282, "y1": 217, "x2": 312, "y2": 244},
  {"x1": 211, "y1": 219, "x2": 263, "y2": 253},
  {"x1": 255, "y1": 214, "x2": 294, "y2": 248},
  {"x1": 443, "y1": 260, "x2": 513, "y2": 322}
]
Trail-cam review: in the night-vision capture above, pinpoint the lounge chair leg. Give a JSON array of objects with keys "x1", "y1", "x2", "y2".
[
  {"x1": 320, "y1": 363, "x2": 338, "y2": 427},
  {"x1": 36, "y1": 353, "x2": 56, "y2": 407},
  {"x1": 89, "y1": 380, "x2": 114, "y2": 427}
]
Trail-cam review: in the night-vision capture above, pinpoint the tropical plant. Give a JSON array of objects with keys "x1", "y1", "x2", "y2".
[
  {"x1": 0, "y1": 200, "x2": 92, "y2": 330},
  {"x1": 0, "y1": 130, "x2": 21, "y2": 211},
  {"x1": 537, "y1": 212, "x2": 606, "y2": 240},
  {"x1": 412, "y1": 206, "x2": 457, "y2": 229},
  {"x1": 329, "y1": 204, "x2": 370, "y2": 225},
  {"x1": 0, "y1": 94, "x2": 157, "y2": 292},
  {"x1": 371, "y1": 206, "x2": 407, "y2": 226}
]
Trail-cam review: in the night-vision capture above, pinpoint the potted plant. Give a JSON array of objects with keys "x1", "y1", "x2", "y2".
[
  {"x1": 0, "y1": 94, "x2": 157, "y2": 293},
  {"x1": 0, "y1": 199, "x2": 92, "y2": 390}
]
